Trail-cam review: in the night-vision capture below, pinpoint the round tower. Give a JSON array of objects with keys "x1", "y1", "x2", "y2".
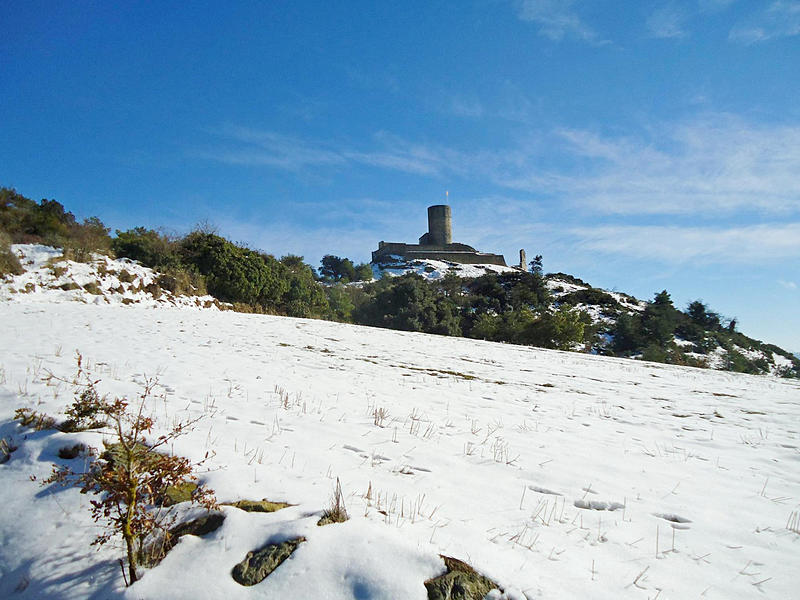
[{"x1": 427, "y1": 205, "x2": 452, "y2": 246}]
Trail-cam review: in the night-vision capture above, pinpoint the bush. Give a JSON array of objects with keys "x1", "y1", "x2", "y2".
[
  {"x1": 509, "y1": 306, "x2": 585, "y2": 350},
  {"x1": 62, "y1": 217, "x2": 112, "y2": 261},
  {"x1": 0, "y1": 231, "x2": 23, "y2": 277},
  {"x1": 1, "y1": 188, "x2": 111, "y2": 253},
  {"x1": 43, "y1": 358, "x2": 217, "y2": 585},
  {"x1": 354, "y1": 274, "x2": 461, "y2": 336},
  {"x1": 112, "y1": 227, "x2": 180, "y2": 269},
  {"x1": 180, "y1": 232, "x2": 289, "y2": 309},
  {"x1": 559, "y1": 288, "x2": 620, "y2": 308},
  {"x1": 156, "y1": 266, "x2": 206, "y2": 296},
  {"x1": 546, "y1": 272, "x2": 590, "y2": 287}
]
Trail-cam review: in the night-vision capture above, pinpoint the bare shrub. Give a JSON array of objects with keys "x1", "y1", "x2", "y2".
[{"x1": 43, "y1": 358, "x2": 217, "y2": 585}]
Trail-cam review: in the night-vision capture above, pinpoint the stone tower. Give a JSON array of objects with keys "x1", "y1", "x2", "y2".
[
  {"x1": 519, "y1": 249, "x2": 528, "y2": 272},
  {"x1": 372, "y1": 203, "x2": 506, "y2": 266},
  {"x1": 419, "y1": 205, "x2": 452, "y2": 246}
]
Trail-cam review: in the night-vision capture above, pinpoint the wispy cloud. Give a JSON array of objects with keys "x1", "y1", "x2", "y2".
[
  {"x1": 515, "y1": 0, "x2": 605, "y2": 43},
  {"x1": 201, "y1": 126, "x2": 446, "y2": 176},
  {"x1": 570, "y1": 223, "x2": 800, "y2": 264},
  {"x1": 646, "y1": 4, "x2": 688, "y2": 38},
  {"x1": 448, "y1": 96, "x2": 485, "y2": 118},
  {"x1": 201, "y1": 114, "x2": 800, "y2": 218},
  {"x1": 778, "y1": 279, "x2": 798, "y2": 289},
  {"x1": 501, "y1": 115, "x2": 800, "y2": 215},
  {"x1": 729, "y1": 1, "x2": 800, "y2": 44}
]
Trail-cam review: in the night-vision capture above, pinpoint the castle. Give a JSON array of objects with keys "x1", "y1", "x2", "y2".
[{"x1": 371, "y1": 205, "x2": 508, "y2": 266}]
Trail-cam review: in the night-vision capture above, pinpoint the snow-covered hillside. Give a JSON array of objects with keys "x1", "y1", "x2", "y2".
[
  {"x1": 1, "y1": 294, "x2": 799, "y2": 598},
  {"x1": 372, "y1": 256, "x2": 518, "y2": 280},
  {"x1": 1, "y1": 244, "x2": 219, "y2": 309}
]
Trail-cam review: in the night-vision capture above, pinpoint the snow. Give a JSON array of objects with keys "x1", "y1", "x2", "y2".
[
  {"x1": 1, "y1": 246, "x2": 799, "y2": 599},
  {"x1": 1, "y1": 295, "x2": 799, "y2": 599},
  {"x1": 545, "y1": 279, "x2": 587, "y2": 296},
  {"x1": 373, "y1": 257, "x2": 518, "y2": 280},
  {"x1": 1, "y1": 244, "x2": 220, "y2": 309}
]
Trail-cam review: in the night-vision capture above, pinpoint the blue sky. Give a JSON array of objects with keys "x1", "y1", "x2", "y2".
[{"x1": 2, "y1": 1, "x2": 799, "y2": 351}]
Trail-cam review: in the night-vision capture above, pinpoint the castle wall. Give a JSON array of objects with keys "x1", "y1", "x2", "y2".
[
  {"x1": 372, "y1": 204, "x2": 507, "y2": 267},
  {"x1": 372, "y1": 242, "x2": 507, "y2": 266}
]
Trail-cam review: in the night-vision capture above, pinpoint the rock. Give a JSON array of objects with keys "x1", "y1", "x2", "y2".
[
  {"x1": 169, "y1": 512, "x2": 225, "y2": 540},
  {"x1": 424, "y1": 556, "x2": 501, "y2": 600},
  {"x1": 225, "y1": 499, "x2": 291, "y2": 513},
  {"x1": 231, "y1": 537, "x2": 305, "y2": 586},
  {"x1": 139, "y1": 512, "x2": 225, "y2": 567}
]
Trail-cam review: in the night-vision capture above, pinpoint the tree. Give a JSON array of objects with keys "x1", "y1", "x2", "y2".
[
  {"x1": 686, "y1": 300, "x2": 721, "y2": 330},
  {"x1": 319, "y1": 255, "x2": 357, "y2": 282},
  {"x1": 612, "y1": 313, "x2": 644, "y2": 354},
  {"x1": 529, "y1": 254, "x2": 543, "y2": 276},
  {"x1": 641, "y1": 290, "x2": 679, "y2": 347},
  {"x1": 354, "y1": 262, "x2": 373, "y2": 282}
]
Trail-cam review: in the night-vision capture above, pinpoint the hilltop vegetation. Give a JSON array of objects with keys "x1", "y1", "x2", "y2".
[{"x1": 2, "y1": 186, "x2": 797, "y2": 378}]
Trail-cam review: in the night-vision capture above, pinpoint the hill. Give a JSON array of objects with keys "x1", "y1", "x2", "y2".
[
  {"x1": 372, "y1": 256, "x2": 800, "y2": 378},
  {"x1": 1, "y1": 284, "x2": 799, "y2": 598},
  {"x1": 3, "y1": 187, "x2": 798, "y2": 379}
]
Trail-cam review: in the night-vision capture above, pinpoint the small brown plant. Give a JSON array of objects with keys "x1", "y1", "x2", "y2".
[
  {"x1": 14, "y1": 407, "x2": 57, "y2": 431},
  {"x1": 318, "y1": 478, "x2": 349, "y2": 526},
  {"x1": 372, "y1": 406, "x2": 389, "y2": 427},
  {"x1": 43, "y1": 357, "x2": 217, "y2": 585}
]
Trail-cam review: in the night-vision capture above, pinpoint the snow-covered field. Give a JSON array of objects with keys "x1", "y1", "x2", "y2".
[{"x1": 1, "y1": 294, "x2": 799, "y2": 599}]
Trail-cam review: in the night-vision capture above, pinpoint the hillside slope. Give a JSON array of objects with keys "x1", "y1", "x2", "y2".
[
  {"x1": 1, "y1": 297, "x2": 799, "y2": 599},
  {"x1": 372, "y1": 256, "x2": 799, "y2": 378}
]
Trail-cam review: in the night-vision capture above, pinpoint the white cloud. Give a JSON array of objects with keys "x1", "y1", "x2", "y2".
[
  {"x1": 569, "y1": 223, "x2": 800, "y2": 264},
  {"x1": 201, "y1": 126, "x2": 447, "y2": 176},
  {"x1": 778, "y1": 279, "x2": 798, "y2": 289},
  {"x1": 501, "y1": 115, "x2": 800, "y2": 215},
  {"x1": 729, "y1": 1, "x2": 800, "y2": 44},
  {"x1": 515, "y1": 0, "x2": 604, "y2": 43},
  {"x1": 201, "y1": 114, "x2": 800, "y2": 218},
  {"x1": 646, "y1": 4, "x2": 688, "y2": 38}
]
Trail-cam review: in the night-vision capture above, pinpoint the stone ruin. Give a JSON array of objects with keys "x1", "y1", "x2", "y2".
[{"x1": 371, "y1": 205, "x2": 509, "y2": 266}]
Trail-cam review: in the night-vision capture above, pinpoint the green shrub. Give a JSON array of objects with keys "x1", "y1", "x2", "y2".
[
  {"x1": 354, "y1": 274, "x2": 461, "y2": 336},
  {"x1": 560, "y1": 288, "x2": 620, "y2": 308},
  {"x1": 1, "y1": 188, "x2": 111, "y2": 253},
  {"x1": 112, "y1": 227, "x2": 181, "y2": 269},
  {"x1": 546, "y1": 272, "x2": 590, "y2": 287},
  {"x1": 180, "y1": 232, "x2": 289, "y2": 309}
]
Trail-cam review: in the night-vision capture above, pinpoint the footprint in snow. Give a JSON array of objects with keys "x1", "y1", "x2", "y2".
[
  {"x1": 654, "y1": 513, "x2": 692, "y2": 528},
  {"x1": 574, "y1": 499, "x2": 625, "y2": 511}
]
